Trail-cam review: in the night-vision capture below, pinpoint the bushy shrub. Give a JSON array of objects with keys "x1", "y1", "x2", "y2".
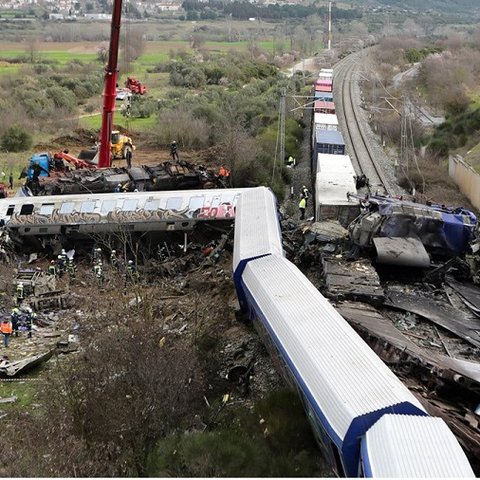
[{"x1": 1, "y1": 125, "x2": 33, "y2": 152}]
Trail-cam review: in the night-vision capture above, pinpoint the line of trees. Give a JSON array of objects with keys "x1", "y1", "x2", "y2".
[{"x1": 181, "y1": 0, "x2": 362, "y2": 21}]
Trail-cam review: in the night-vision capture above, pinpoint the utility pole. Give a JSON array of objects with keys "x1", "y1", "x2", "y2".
[
  {"x1": 279, "y1": 88, "x2": 286, "y2": 167},
  {"x1": 273, "y1": 89, "x2": 286, "y2": 183},
  {"x1": 328, "y1": 1, "x2": 332, "y2": 50},
  {"x1": 400, "y1": 96, "x2": 408, "y2": 172}
]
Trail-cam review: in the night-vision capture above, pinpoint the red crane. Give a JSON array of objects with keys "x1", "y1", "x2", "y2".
[{"x1": 98, "y1": 0, "x2": 123, "y2": 168}]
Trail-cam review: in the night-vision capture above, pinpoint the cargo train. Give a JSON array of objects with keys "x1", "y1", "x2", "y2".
[{"x1": 310, "y1": 68, "x2": 359, "y2": 225}]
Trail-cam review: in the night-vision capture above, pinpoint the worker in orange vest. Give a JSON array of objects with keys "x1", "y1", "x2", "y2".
[
  {"x1": 218, "y1": 165, "x2": 230, "y2": 178},
  {"x1": 1, "y1": 318, "x2": 13, "y2": 347}
]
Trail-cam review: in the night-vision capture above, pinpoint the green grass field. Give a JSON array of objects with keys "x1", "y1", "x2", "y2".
[{"x1": 79, "y1": 112, "x2": 157, "y2": 131}]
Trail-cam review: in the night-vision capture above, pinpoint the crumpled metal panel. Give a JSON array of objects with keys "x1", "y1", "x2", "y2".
[{"x1": 373, "y1": 237, "x2": 431, "y2": 267}]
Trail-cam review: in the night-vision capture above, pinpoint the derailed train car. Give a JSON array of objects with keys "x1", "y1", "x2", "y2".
[
  {"x1": 0, "y1": 189, "x2": 245, "y2": 246},
  {"x1": 232, "y1": 186, "x2": 474, "y2": 477},
  {"x1": 348, "y1": 194, "x2": 477, "y2": 267}
]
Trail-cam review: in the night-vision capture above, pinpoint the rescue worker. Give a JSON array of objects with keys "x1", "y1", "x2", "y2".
[
  {"x1": 170, "y1": 140, "x2": 179, "y2": 161},
  {"x1": 93, "y1": 247, "x2": 102, "y2": 263},
  {"x1": 1, "y1": 318, "x2": 13, "y2": 347},
  {"x1": 48, "y1": 260, "x2": 57, "y2": 277},
  {"x1": 218, "y1": 165, "x2": 230, "y2": 178},
  {"x1": 93, "y1": 261, "x2": 105, "y2": 283},
  {"x1": 57, "y1": 249, "x2": 67, "y2": 277},
  {"x1": 16, "y1": 281, "x2": 24, "y2": 306},
  {"x1": 110, "y1": 250, "x2": 118, "y2": 269},
  {"x1": 299, "y1": 196, "x2": 306, "y2": 220},
  {"x1": 126, "y1": 149, "x2": 132, "y2": 169},
  {"x1": 11, "y1": 307, "x2": 20, "y2": 337},
  {"x1": 25, "y1": 307, "x2": 35, "y2": 338},
  {"x1": 67, "y1": 259, "x2": 77, "y2": 280},
  {"x1": 301, "y1": 185, "x2": 310, "y2": 203},
  {"x1": 125, "y1": 260, "x2": 137, "y2": 283},
  {"x1": 114, "y1": 183, "x2": 122, "y2": 193}
]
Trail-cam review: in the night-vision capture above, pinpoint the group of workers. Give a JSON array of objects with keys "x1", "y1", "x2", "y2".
[
  {"x1": 93, "y1": 246, "x2": 138, "y2": 284},
  {"x1": 47, "y1": 249, "x2": 77, "y2": 280},
  {"x1": 1, "y1": 306, "x2": 36, "y2": 347}
]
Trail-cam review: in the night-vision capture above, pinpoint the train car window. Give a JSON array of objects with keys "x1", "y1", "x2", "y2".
[
  {"x1": 6, "y1": 206, "x2": 14, "y2": 216},
  {"x1": 39, "y1": 204, "x2": 55, "y2": 215},
  {"x1": 220, "y1": 194, "x2": 234, "y2": 205},
  {"x1": 144, "y1": 199, "x2": 160, "y2": 211},
  {"x1": 189, "y1": 196, "x2": 204, "y2": 211},
  {"x1": 123, "y1": 199, "x2": 138, "y2": 212},
  {"x1": 80, "y1": 201, "x2": 96, "y2": 213},
  {"x1": 39, "y1": 227, "x2": 48, "y2": 233},
  {"x1": 210, "y1": 196, "x2": 221, "y2": 207},
  {"x1": 101, "y1": 199, "x2": 117, "y2": 213},
  {"x1": 59, "y1": 202, "x2": 75, "y2": 215},
  {"x1": 166, "y1": 197, "x2": 182, "y2": 211},
  {"x1": 20, "y1": 204, "x2": 34, "y2": 215}
]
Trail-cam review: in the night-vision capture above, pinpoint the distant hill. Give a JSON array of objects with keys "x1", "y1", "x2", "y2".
[{"x1": 349, "y1": 0, "x2": 480, "y2": 16}]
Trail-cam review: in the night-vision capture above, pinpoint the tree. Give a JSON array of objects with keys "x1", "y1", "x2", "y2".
[
  {"x1": 96, "y1": 42, "x2": 109, "y2": 64},
  {"x1": 24, "y1": 37, "x2": 40, "y2": 63}
]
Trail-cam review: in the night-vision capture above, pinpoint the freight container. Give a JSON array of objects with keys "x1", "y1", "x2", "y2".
[
  {"x1": 314, "y1": 100, "x2": 335, "y2": 114},
  {"x1": 314, "y1": 153, "x2": 359, "y2": 225},
  {"x1": 318, "y1": 69, "x2": 334, "y2": 85},
  {"x1": 312, "y1": 130, "x2": 345, "y2": 172},
  {"x1": 312, "y1": 113, "x2": 339, "y2": 148},
  {"x1": 315, "y1": 79, "x2": 333, "y2": 93},
  {"x1": 313, "y1": 91, "x2": 334, "y2": 102},
  {"x1": 313, "y1": 113, "x2": 338, "y2": 130}
]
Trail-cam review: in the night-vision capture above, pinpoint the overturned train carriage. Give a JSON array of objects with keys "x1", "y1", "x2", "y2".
[
  {"x1": 349, "y1": 195, "x2": 477, "y2": 263},
  {"x1": 0, "y1": 189, "x2": 246, "y2": 243},
  {"x1": 233, "y1": 186, "x2": 474, "y2": 478}
]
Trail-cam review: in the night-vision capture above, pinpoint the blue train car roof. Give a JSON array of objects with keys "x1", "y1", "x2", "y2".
[{"x1": 314, "y1": 129, "x2": 345, "y2": 145}]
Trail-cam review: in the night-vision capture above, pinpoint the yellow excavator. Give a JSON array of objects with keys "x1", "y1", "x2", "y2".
[{"x1": 110, "y1": 130, "x2": 135, "y2": 159}]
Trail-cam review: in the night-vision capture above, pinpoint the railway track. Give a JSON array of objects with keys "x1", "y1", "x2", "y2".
[{"x1": 334, "y1": 54, "x2": 393, "y2": 195}]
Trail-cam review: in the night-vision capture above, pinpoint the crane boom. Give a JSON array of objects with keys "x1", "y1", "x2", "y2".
[{"x1": 98, "y1": 0, "x2": 123, "y2": 168}]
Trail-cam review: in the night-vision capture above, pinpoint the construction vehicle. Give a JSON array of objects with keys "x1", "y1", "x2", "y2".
[
  {"x1": 98, "y1": 0, "x2": 123, "y2": 169},
  {"x1": 125, "y1": 77, "x2": 147, "y2": 95},
  {"x1": 111, "y1": 130, "x2": 135, "y2": 159},
  {"x1": 22, "y1": 151, "x2": 95, "y2": 181}
]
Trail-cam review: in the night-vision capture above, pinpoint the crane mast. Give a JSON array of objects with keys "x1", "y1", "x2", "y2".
[{"x1": 98, "y1": 0, "x2": 123, "y2": 168}]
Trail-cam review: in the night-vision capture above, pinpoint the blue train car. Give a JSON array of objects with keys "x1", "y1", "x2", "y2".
[
  {"x1": 232, "y1": 187, "x2": 475, "y2": 478},
  {"x1": 312, "y1": 130, "x2": 345, "y2": 173}
]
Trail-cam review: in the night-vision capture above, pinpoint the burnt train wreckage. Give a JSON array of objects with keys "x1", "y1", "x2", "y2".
[{"x1": 23, "y1": 160, "x2": 224, "y2": 197}]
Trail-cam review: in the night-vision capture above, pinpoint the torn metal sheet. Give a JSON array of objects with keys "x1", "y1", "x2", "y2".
[
  {"x1": 447, "y1": 276, "x2": 480, "y2": 314},
  {"x1": 0, "y1": 348, "x2": 55, "y2": 377},
  {"x1": 384, "y1": 291, "x2": 480, "y2": 348},
  {"x1": 337, "y1": 301, "x2": 480, "y2": 391},
  {"x1": 373, "y1": 237, "x2": 430, "y2": 268}
]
